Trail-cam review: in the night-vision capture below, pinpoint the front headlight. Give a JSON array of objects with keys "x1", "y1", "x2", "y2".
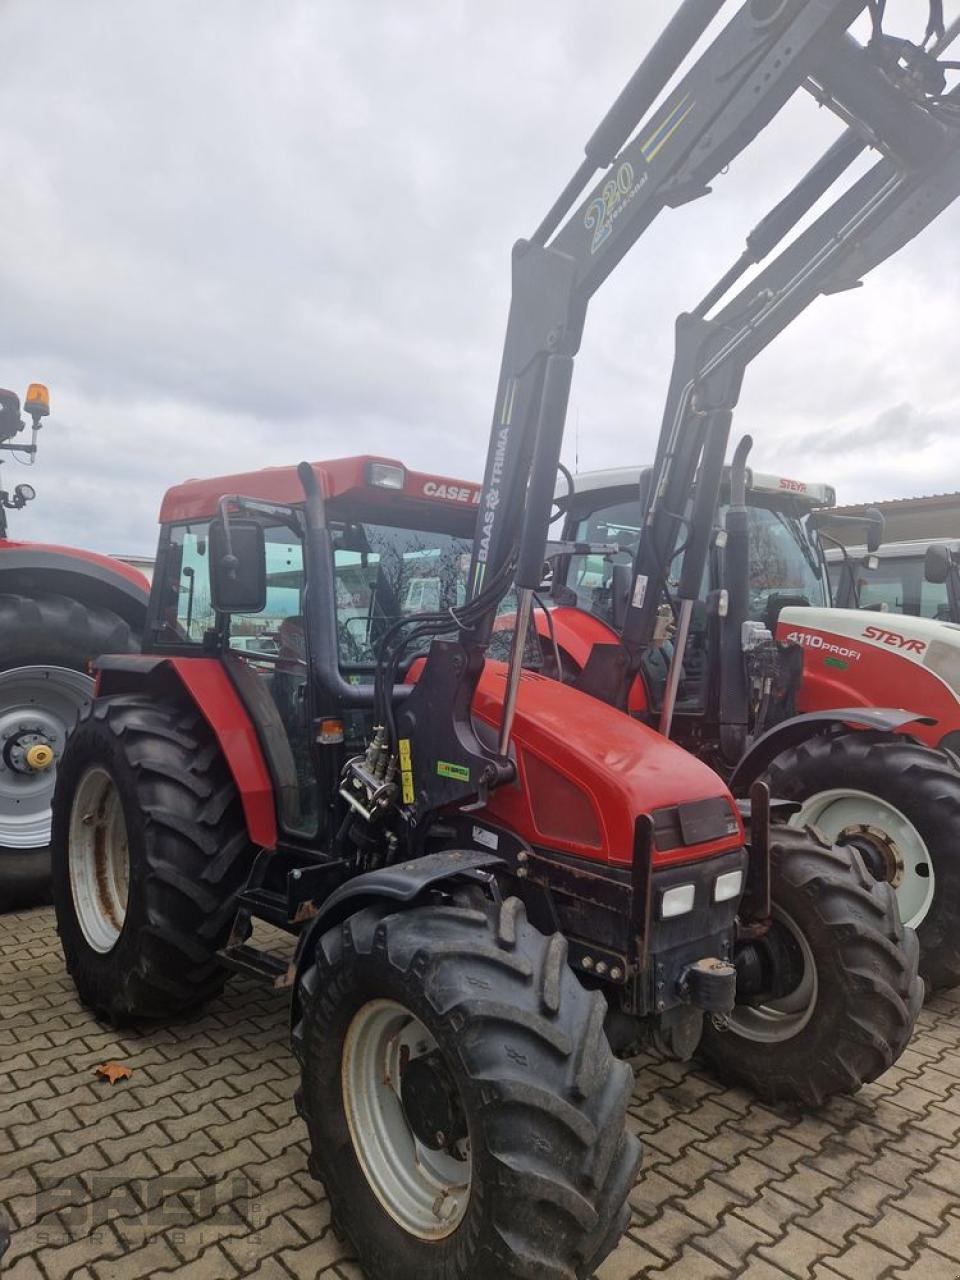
[
  {"x1": 660, "y1": 883, "x2": 696, "y2": 918},
  {"x1": 713, "y1": 869, "x2": 743, "y2": 904},
  {"x1": 924, "y1": 638, "x2": 960, "y2": 697}
]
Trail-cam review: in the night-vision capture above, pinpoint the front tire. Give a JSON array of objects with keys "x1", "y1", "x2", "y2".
[
  {"x1": 294, "y1": 896, "x2": 641, "y2": 1280},
  {"x1": 50, "y1": 694, "x2": 256, "y2": 1022},
  {"x1": 766, "y1": 731, "x2": 960, "y2": 991},
  {"x1": 698, "y1": 826, "x2": 922, "y2": 1106}
]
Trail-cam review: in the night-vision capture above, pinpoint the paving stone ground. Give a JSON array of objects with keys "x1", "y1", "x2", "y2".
[{"x1": 3, "y1": 905, "x2": 960, "y2": 1280}]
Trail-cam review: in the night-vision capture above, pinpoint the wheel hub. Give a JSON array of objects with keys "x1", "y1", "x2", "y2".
[
  {"x1": 0, "y1": 665, "x2": 94, "y2": 849},
  {"x1": 790, "y1": 788, "x2": 934, "y2": 929},
  {"x1": 68, "y1": 765, "x2": 130, "y2": 954},
  {"x1": 4, "y1": 731, "x2": 56, "y2": 774},
  {"x1": 726, "y1": 905, "x2": 819, "y2": 1043},
  {"x1": 400, "y1": 1050, "x2": 468, "y2": 1152},
  {"x1": 837, "y1": 822, "x2": 904, "y2": 889},
  {"x1": 342, "y1": 999, "x2": 471, "y2": 1240}
]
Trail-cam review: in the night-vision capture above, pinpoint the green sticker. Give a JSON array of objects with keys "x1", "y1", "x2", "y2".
[
  {"x1": 824, "y1": 657, "x2": 848, "y2": 671},
  {"x1": 437, "y1": 760, "x2": 471, "y2": 782}
]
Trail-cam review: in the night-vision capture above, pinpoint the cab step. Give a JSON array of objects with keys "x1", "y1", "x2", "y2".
[
  {"x1": 218, "y1": 942, "x2": 294, "y2": 988},
  {"x1": 236, "y1": 885, "x2": 290, "y2": 928}
]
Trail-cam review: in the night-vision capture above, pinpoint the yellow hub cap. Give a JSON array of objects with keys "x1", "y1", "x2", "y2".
[{"x1": 25, "y1": 744, "x2": 55, "y2": 771}]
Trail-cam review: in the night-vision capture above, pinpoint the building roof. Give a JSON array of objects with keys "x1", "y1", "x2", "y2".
[{"x1": 833, "y1": 492, "x2": 960, "y2": 515}]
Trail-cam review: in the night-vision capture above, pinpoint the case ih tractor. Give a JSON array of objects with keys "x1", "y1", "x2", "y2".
[
  {"x1": 0, "y1": 384, "x2": 148, "y2": 909},
  {"x1": 48, "y1": 4, "x2": 935, "y2": 1276}
]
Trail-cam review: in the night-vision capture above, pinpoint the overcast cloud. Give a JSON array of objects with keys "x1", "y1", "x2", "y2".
[{"x1": 0, "y1": 0, "x2": 958, "y2": 556}]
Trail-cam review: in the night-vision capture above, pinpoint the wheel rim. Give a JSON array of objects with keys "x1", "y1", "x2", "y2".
[
  {"x1": 0, "y1": 666, "x2": 93, "y2": 849},
  {"x1": 68, "y1": 765, "x2": 130, "y2": 954},
  {"x1": 728, "y1": 906, "x2": 818, "y2": 1043},
  {"x1": 791, "y1": 788, "x2": 935, "y2": 928},
  {"x1": 342, "y1": 998, "x2": 471, "y2": 1240}
]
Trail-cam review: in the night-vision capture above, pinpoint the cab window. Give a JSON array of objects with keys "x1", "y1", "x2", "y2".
[{"x1": 332, "y1": 520, "x2": 472, "y2": 667}]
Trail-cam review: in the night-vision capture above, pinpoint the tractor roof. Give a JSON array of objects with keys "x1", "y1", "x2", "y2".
[
  {"x1": 566, "y1": 465, "x2": 835, "y2": 509},
  {"x1": 159, "y1": 455, "x2": 482, "y2": 524}
]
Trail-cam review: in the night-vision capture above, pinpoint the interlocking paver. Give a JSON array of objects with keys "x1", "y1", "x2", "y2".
[{"x1": 6, "y1": 902, "x2": 960, "y2": 1279}]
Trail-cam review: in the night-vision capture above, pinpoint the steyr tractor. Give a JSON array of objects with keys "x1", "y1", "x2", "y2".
[
  {"x1": 544, "y1": 452, "x2": 960, "y2": 995},
  {"x1": 0, "y1": 384, "x2": 148, "y2": 909},
  {"x1": 529, "y1": 11, "x2": 960, "y2": 1003},
  {"x1": 50, "y1": 5, "x2": 929, "y2": 1277}
]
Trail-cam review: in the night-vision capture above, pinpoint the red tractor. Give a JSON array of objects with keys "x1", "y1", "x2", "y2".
[
  {"x1": 49, "y1": 4, "x2": 931, "y2": 1275},
  {"x1": 0, "y1": 384, "x2": 149, "y2": 909}
]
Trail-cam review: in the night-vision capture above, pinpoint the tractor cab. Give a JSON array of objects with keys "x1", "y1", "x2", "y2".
[
  {"x1": 142, "y1": 456, "x2": 480, "y2": 842},
  {"x1": 551, "y1": 463, "x2": 833, "y2": 727}
]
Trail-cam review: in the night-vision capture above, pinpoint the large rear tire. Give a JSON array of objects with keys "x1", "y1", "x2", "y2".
[
  {"x1": 698, "y1": 826, "x2": 922, "y2": 1106},
  {"x1": 294, "y1": 896, "x2": 641, "y2": 1280},
  {"x1": 50, "y1": 694, "x2": 256, "y2": 1022},
  {"x1": 765, "y1": 731, "x2": 960, "y2": 991},
  {"x1": 0, "y1": 593, "x2": 139, "y2": 910}
]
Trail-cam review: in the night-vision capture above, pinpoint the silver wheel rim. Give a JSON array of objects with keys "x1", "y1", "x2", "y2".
[
  {"x1": 68, "y1": 765, "x2": 130, "y2": 954},
  {"x1": 791, "y1": 788, "x2": 935, "y2": 928},
  {"x1": 0, "y1": 665, "x2": 93, "y2": 849},
  {"x1": 728, "y1": 906, "x2": 818, "y2": 1043},
  {"x1": 342, "y1": 998, "x2": 471, "y2": 1240}
]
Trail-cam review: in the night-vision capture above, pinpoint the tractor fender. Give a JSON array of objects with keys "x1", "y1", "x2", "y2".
[
  {"x1": 290, "y1": 849, "x2": 505, "y2": 1018},
  {"x1": 0, "y1": 541, "x2": 150, "y2": 631},
  {"x1": 95, "y1": 653, "x2": 278, "y2": 849},
  {"x1": 728, "y1": 708, "x2": 936, "y2": 798}
]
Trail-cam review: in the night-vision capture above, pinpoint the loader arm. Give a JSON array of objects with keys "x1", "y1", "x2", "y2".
[
  {"x1": 393, "y1": 0, "x2": 907, "y2": 822},
  {"x1": 608, "y1": 29, "x2": 960, "y2": 735}
]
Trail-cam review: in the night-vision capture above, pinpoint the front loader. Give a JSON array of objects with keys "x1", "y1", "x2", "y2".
[
  {"x1": 532, "y1": 11, "x2": 960, "y2": 1009},
  {"x1": 50, "y1": 5, "x2": 927, "y2": 1277}
]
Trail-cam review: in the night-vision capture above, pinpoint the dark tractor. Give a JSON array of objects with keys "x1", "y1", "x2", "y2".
[
  {"x1": 0, "y1": 382, "x2": 148, "y2": 909},
  {"x1": 50, "y1": 3, "x2": 930, "y2": 1274}
]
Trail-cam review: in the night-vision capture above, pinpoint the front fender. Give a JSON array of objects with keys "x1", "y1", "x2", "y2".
[
  {"x1": 728, "y1": 708, "x2": 936, "y2": 798},
  {"x1": 96, "y1": 653, "x2": 277, "y2": 848},
  {"x1": 289, "y1": 849, "x2": 505, "y2": 1023}
]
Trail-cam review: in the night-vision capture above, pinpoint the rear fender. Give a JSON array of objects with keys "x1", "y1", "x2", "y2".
[
  {"x1": 289, "y1": 850, "x2": 505, "y2": 1024},
  {"x1": 728, "y1": 708, "x2": 936, "y2": 798},
  {"x1": 0, "y1": 542, "x2": 149, "y2": 631},
  {"x1": 95, "y1": 654, "x2": 277, "y2": 848}
]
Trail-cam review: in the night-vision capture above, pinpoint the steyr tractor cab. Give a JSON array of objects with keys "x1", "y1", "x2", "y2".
[{"x1": 51, "y1": 4, "x2": 930, "y2": 1276}]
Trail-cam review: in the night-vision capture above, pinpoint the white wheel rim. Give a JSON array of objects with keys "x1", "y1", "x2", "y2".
[
  {"x1": 342, "y1": 998, "x2": 471, "y2": 1240},
  {"x1": 68, "y1": 765, "x2": 130, "y2": 953},
  {"x1": 0, "y1": 665, "x2": 94, "y2": 848},
  {"x1": 728, "y1": 906, "x2": 818, "y2": 1043},
  {"x1": 791, "y1": 788, "x2": 935, "y2": 928}
]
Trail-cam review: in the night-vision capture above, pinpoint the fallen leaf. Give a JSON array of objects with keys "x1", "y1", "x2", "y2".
[{"x1": 94, "y1": 1062, "x2": 133, "y2": 1084}]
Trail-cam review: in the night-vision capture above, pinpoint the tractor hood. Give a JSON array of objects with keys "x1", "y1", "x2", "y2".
[
  {"x1": 778, "y1": 606, "x2": 960, "y2": 750},
  {"x1": 473, "y1": 660, "x2": 743, "y2": 870}
]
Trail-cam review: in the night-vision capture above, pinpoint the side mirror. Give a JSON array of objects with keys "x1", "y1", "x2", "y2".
[
  {"x1": 610, "y1": 561, "x2": 633, "y2": 632},
  {"x1": 864, "y1": 508, "x2": 884, "y2": 555},
  {"x1": 925, "y1": 543, "x2": 952, "y2": 585},
  {"x1": 209, "y1": 518, "x2": 266, "y2": 614}
]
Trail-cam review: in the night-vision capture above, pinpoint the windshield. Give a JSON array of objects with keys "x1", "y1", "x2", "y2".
[
  {"x1": 569, "y1": 499, "x2": 642, "y2": 617},
  {"x1": 332, "y1": 520, "x2": 473, "y2": 666},
  {"x1": 567, "y1": 494, "x2": 827, "y2": 624},
  {"x1": 745, "y1": 504, "x2": 827, "y2": 621}
]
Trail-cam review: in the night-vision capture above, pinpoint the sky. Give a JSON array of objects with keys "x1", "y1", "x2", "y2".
[{"x1": 0, "y1": 0, "x2": 958, "y2": 556}]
